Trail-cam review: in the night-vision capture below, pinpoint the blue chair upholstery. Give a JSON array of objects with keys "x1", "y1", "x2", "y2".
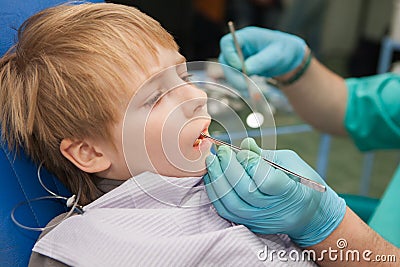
[
  {"x1": 0, "y1": 0, "x2": 103, "y2": 266},
  {"x1": 0, "y1": 143, "x2": 70, "y2": 266}
]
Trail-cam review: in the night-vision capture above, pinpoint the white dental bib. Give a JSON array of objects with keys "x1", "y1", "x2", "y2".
[{"x1": 33, "y1": 172, "x2": 315, "y2": 266}]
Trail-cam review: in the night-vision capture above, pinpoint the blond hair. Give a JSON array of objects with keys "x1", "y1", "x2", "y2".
[{"x1": 0, "y1": 3, "x2": 178, "y2": 204}]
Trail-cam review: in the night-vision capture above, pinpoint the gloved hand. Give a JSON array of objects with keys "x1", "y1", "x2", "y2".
[
  {"x1": 218, "y1": 54, "x2": 250, "y2": 97},
  {"x1": 219, "y1": 26, "x2": 307, "y2": 78},
  {"x1": 203, "y1": 138, "x2": 346, "y2": 247}
]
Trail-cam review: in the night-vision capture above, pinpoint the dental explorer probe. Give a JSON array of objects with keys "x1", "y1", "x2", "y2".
[{"x1": 201, "y1": 133, "x2": 327, "y2": 192}]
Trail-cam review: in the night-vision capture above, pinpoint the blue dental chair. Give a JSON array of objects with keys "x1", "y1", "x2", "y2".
[{"x1": 0, "y1": 1, "x2": 103, "y2": 266}]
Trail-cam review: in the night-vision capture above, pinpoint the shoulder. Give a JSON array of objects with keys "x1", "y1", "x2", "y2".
[
  {"x1": 28, "y1": 213, "x2": 77, "y2": 267},
  {"x1": 29, "y1": 252, "x2": 69, "y2": 267},
  {"x1": 40, "y1": 213, "x2": 74, "y2": 238}
]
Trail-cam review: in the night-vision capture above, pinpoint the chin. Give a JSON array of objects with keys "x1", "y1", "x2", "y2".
[
  {"x1": 143, "y1": 157, "x2": 206, "y2": 179},
  {"x1": 175, "y1": 164, "x2": 208, "y2": 178},
  {"x1": 190, "y1": 168, "x2": 208, "y2": 177},
  {"x1": 161, "y1": 162, "x2": 209, "y2": 178},
  {"x1": 153, "y1": 143, "x2": 211, "y2": 178}
]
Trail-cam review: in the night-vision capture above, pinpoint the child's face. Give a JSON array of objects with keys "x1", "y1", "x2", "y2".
[{"x1": 109, "y1": 46, "x2": 212, "y2": 179}]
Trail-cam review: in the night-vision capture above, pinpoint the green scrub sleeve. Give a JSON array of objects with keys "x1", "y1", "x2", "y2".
[{"x1": 344, "y1": 73, "x2": 400, "y2": 151}]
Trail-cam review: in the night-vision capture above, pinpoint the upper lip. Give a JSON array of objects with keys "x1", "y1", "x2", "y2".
[{"x1": 194, "y1": 119, "x2": 211, "y2": 144}]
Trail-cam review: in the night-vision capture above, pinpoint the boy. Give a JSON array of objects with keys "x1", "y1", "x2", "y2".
[{"x1": 0, "y1": 3, "x2": 315, "y2": 266}]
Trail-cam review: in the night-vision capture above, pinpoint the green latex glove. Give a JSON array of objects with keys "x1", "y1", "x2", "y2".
[{"x1": 204, "y1": 138, "x2": 346, "y2": 247}]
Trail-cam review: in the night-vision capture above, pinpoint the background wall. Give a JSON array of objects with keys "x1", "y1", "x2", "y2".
[{"x1": 320, "y1": 0, "x2": 393, "y2": 76}]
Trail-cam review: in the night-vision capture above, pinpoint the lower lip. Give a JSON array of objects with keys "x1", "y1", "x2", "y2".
[{"x1": 194, "y1": 138, "x2": 212, "y2": 151}]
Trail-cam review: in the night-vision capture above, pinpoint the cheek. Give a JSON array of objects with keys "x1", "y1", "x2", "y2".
[
  {"x1": 137, "y1": 105, "x2": 208, "y2": 177},
  {"x1": 123, "y1": 107, "x2": 167, "y2": 175},
  {"x1": 147, "y1": 104, "x2": 182, "y2": 147},
  {"x1": 144, "y1": 111, "x2": 187, "y2": 169},
  {"x1": 144, "y1": 110, "x2": 179, "y2": 161},
  {"x1": 144, "y1": 118, "x2": 164, "y2": 156}
]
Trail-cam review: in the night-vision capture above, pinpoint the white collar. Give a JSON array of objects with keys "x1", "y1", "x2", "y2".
[{"x1": 84, "y1": 172, "x2": 209, "y2": 211}]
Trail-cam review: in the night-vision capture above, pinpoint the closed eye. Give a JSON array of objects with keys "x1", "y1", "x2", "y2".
[
  {"x1": 180, "y1": 73, "x2": 193, "y2": 83},
  {"x1": 144, "y1": 91, "x2": 163, "y2": 108},
  {"x1": 144, "y1": 73, "x2": 193, "y2": 108}
]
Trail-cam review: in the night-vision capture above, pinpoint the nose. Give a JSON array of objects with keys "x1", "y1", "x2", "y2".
[{"x1": 179, "y1": 84, "x2": 208, "y2": 118}]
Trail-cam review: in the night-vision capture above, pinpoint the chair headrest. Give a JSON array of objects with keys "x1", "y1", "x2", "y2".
[
  {"x1": 0, "y1": 1, "x2": 104, "y2": 265},
  {"x1": 0, "y1": 142, "x2": 70, "y2": 266}
]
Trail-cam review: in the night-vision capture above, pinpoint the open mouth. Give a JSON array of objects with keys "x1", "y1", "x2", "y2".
[{"x1": 193, "y1": 129, "x2": 209, "y2": 147}]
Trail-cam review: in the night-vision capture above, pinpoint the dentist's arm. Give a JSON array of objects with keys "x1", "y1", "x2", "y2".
[
  {"x1": 310, "y1": 207, "x2": 400, "y2": 267},
  {"x1": 220, "y1": 27, "x2": 348, "y2": 135},
  {"x1": 279, "y1": 56, "x2": 348, "y2": 136}
]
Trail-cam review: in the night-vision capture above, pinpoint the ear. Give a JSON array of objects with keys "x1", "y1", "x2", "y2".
[{"x1": 60, "y1": 138, "x2": 111, "y2": 173}]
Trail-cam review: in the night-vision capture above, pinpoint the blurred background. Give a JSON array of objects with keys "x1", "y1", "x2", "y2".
[{"x1": 109, "y1": 0, "x2": 399, "y2": 199}]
